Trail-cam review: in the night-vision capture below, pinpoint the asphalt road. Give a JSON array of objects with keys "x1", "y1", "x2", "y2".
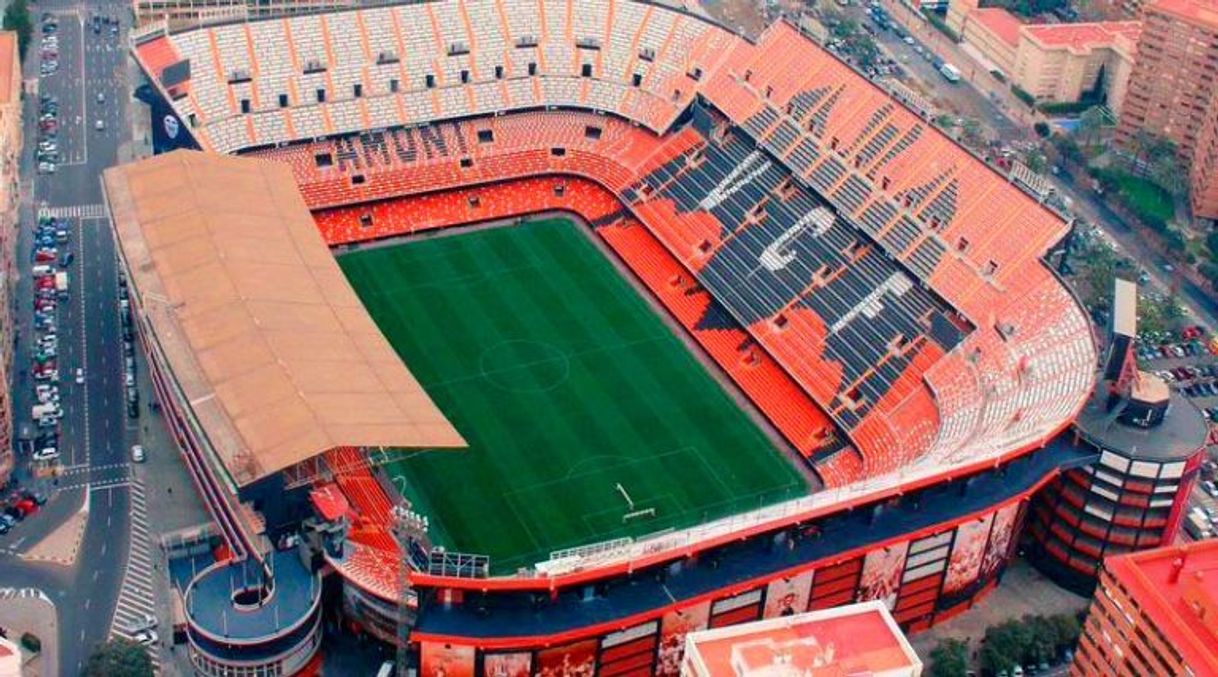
[{"x1": 0, "y1": 0, "x2": 140, "y2": 673}]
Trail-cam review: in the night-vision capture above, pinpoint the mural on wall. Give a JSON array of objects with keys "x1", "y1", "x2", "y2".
[
  {"x1": 656, "y1": 599, "x2": 711, "y2": 676},
  {"x1": 858, "y1": 543, "x2": 909, "y2": 610},
  {"x1": 978, "y1": 502, "x2": 1021, "y2": 582},
  {"x1": 482, "y1": 652, "x2": 532, "y2": 677},
  {"x1": 762, "y1": 570, "x2": 815, "y2": 618},
  {"x1": 943, "y1": 513, "x2": 996, "y2": 595},
  {"x1": 536, "y1": 639, "x2": 597, "y2": 677},
  {"x1": 419, "y1": 642, "x2": 476, "y2": 677}
]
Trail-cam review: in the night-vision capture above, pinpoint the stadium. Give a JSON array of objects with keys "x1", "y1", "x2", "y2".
[{"x1": 103, "y1": 1, "x2": 1206, "y2": 674}]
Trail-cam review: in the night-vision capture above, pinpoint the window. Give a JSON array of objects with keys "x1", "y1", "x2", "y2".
[
  {"x1": 425, "y1": 74, "x2": 436, "y2": 88},
  {"x1": 459, "y1": 157, "x2": 473, "y2": 168},
  {"x1": 240, "y1": 98, "x2": 250, "y2": 114},
  {"x1": 460, "y1": 69, "x2": 470, "y2": 84},
  {"x1": 351, "y1": 174, "x2": 366, "y2": 185},
  {"x1": 528, "y1": 62, "x2": 538, "y2": 76},
  {"x1": 494, "y1": 65, "x2": 504, "y2": 79},
  {"x1": 314, "y1": 153, "x2": 333, "y2": 168},
  {"x1": 581, "y1": 63, "x2": 592, "y2": 77},
  {"x1": 359, "y1": 212, "x2": 372, "y2": 227},
  {"x1": 553, "y1": 183, "x2": 566, "y2": 196},
  {"x1": 389, "y1": 78, "x2": 400, "y2": 93},
  {"x1": 550, "y1": 147, "x2": 566, "y2": 156},
  {"x1": 353, "y1": 83, "x2": 362, "y2": 98},
  {"x1": 584, "y1": 126, "x2": 602, "y2": 140},
  {"x1": 278, "y1": 93, "x2": 289, "y2": 108},
  {"x1": 468, "y1": 195, "x2": 480, "y2": 207},
  {"x1": 957, "y1": 237, "x2": 970, "y2": 252},
  {"x1": 316, "y1": 88, "x2": 326, "y2": 103},
  {"x1": 631, "y1": 72, "x2": 642, "y2": 87},
  {"x1": 477, "y1": 129, "x2": 494, "y2": 143}
]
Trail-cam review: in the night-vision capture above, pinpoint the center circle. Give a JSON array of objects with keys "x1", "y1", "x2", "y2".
[{"x1": 479, "y1": 340, "x2": 571, "y2": 393}]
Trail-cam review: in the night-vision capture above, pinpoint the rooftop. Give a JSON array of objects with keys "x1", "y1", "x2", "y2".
[
  {"x1": 1148, "y1": 0, "x2": 1218, "y2": 28},
  {"x1": 103, "y1": 151, "x2": 464, "y2": 487},
  {"x1": 681, "y1": 601, "x2": 921, "y2": 676},
  {"x1": 1021, "y1": 20, "x2": 1142, "y2": 51},
  {"x1": 973, "y1": 7, "x2": 1025, "y2": 47},
  {"x1": 1105, "y1": 540, "x2": 1218, "y2": 676},
  {"x1": 1073, "y1": 386, "x2": 1207, "y2": 461}
]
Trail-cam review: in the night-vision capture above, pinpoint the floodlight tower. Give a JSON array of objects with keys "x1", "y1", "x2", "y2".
[{"x1": 390, "y1": 502, "x2": 429, "y2": 676}]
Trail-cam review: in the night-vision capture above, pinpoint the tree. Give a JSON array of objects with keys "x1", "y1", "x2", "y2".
[
  {"x1": 980, "y1": 620, "x2": 1028, "y2": 675},
  {"x1": 1024, "y1": 148, "x2": 1048, "y2": 174},
  {"x1": 1076, "y1": 105, "x2": 1106, "y2": 149},
  {"x1": 959, "y1": 118, "x2": 986, "y2": 149},
  {"x1": 85, "y1": 639, "x2": 153, "y2": 677},
  {"x1": 844, "y1": 33, "x2": 881, "y2": 69},
  {"x1": 1047, "y1": 613, "x2": 1082, "y2": 654},
  {"x1": 1052, "y1": 134, "x2": 1085, "y2": 166},
  {"x1": 1033, "y1": 121, "x2": 1051, "y2": 138},
  {"x1": 1146, "y1": 139, "x2": 1187, "y2": 197},
  {"x1": 1, "y1": 0, "x2": 31, "y2": 59},
  {"x1": 928, "y1": 638, "x2": 969, "y2": 677}
]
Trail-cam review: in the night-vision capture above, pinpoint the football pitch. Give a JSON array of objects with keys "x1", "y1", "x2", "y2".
[{"x1": 338, "y1": 218, "x2": 807, "y2": 572}]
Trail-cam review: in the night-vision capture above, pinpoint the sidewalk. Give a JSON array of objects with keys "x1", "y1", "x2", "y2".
[{"x1": 0, "y1": 589, "x2": 58, "y2": 677}]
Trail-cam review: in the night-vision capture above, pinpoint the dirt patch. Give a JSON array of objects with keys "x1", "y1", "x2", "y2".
[{"x1": 21, "y1": 500, "x2": 88, "y2": 567}]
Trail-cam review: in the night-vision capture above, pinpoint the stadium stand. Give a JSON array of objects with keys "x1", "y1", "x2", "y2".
[{"x1": 134, "y1": 0, "x2": 1097, "y2": 576}]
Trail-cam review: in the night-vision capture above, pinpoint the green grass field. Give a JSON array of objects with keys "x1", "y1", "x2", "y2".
[{"x1": 338, "y1": 218, "x2": 806, "y2": 572}]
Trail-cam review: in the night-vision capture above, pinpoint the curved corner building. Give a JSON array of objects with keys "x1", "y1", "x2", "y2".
[{"x1": 100, "y1": 1, "x2": 1194, "y2": 673}]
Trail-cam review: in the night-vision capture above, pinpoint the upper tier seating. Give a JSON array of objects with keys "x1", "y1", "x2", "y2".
[{"x1": 136, "y1": 0, "x2": 723, "y2": 152}]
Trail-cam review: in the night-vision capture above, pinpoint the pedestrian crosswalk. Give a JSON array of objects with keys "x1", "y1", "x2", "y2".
[
  {"x1": 0, "y1": 587, "x2": 51, "y2": 602},
  {"x1": 42, "y1": 203, "x2": 107, "y2": 220},
  {"x1": 108, "y1": 478, "x2": 162, "y2": 672}
]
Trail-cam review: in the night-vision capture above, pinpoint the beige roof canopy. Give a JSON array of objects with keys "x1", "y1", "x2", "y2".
[{"x1": 104, "y1": 151, "x2": 464, "y2": 487}]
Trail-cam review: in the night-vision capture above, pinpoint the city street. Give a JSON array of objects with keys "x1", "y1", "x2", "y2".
[{"x1": 0, "y1": 0, "x2": 148, "y2": 673}]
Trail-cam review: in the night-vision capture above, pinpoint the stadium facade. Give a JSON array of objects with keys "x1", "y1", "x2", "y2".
[{"x1": 111, "y1": 2, "x2": 1206, "y2": 674}]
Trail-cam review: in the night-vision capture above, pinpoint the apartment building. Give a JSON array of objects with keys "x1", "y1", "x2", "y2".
[
  {"x1": 1116, "y1": 0, "x2": 1218, "y2": 222},
  {"x1": 1072, "y1": 539, "x2": 1218, "y2": 676},
  {"x1": 946, "y1": 0, "x2": 1139, "y2": 114}
]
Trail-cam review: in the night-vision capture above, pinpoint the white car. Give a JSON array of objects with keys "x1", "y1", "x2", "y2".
[
  {"x1": 128, "y1": 613, "x2": 157, "y2": 633},
  {"x1": 36, "y1": 416, "x2": 57, "y2": 428},
  {"x1": 75, "y1": 368, "x2": 84, "y2": 384},
  {"x1": 133, "y1": 629, "x2": 158, "y2": 646},
  {"x1": 131, "y1": 445, "x2": 145, "y2": 463},
  {"x1": 124, "y1": 373, "x2": 135, "y2": 388},
  {"x1": 94, "y1": 119, "x2": 104, "y2": 131},
  {"x1": 32, "y1": 447, "x2": 59, "y2": 462}
]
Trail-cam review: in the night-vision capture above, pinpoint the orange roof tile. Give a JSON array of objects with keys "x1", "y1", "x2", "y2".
[{"x1": 973, "y1": 8, "x2": 1024, "y2": 47}]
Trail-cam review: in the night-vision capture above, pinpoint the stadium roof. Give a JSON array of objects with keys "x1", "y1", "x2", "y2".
[{"x1": 103, "y1": 151, "x2": 464, "y2": 487}]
